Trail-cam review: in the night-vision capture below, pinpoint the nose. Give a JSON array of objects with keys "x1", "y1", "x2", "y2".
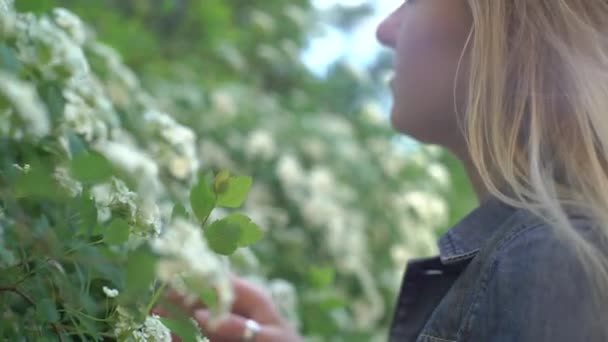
[{"x1": 376, "y1": 8, "x2": 401, "y2": 48}]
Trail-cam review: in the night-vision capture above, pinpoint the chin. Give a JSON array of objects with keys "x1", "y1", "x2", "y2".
[{"x1": 389, "y1": 108, "x2": 438, "y2": 145}]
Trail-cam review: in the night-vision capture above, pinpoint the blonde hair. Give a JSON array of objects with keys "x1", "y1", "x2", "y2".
[{"x1": 461, "y1": 0, "x2": 608, "y2": 306}]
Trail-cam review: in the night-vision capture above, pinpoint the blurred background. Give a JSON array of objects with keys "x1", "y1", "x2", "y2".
[{"x1": 15, "y1": 1, "x2": 478, "y2": 340}]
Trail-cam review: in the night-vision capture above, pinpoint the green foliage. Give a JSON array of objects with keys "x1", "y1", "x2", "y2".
[
  {"x1": 215, "y1": 174, "x2": 252, "y2": 208},
  {"x1": 1, "y1": 0, "x2": 478, "y2": 341},
  {"x1": 189, "y1": 177, "x2": 215, "y2": 223},
  {"x1": 205, "y1": 213, "x2": 263, "y2": 255},
  {"x1": 0, "y1": 2, "x2": 266, "y2": 340},
  {"x1": 70, "y1": 151, "x2": 114, "y2": 183}
]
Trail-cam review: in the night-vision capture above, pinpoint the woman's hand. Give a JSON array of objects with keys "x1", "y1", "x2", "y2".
[{"x1": 159, "y1": 276, "x2": 302, "y2": 342}]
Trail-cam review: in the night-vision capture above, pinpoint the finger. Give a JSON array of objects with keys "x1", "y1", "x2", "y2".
[
  {"x1": 194, "y1": 310, "x2": 300, "y2": 342},
  {"x1": 151, "y1": 306, "x2": 169, "y2": 317},
  {"x1": 194, "y1": 309, "x2": 260, "y2": 342},
  {"x1": 230, "y1": 276, "x2": 281, "y2": 323},
  {"x1": 164, "y1": 289, "x2": 206, "y2": 312}
]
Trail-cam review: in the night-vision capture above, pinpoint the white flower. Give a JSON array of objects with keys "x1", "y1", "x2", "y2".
[
  {"x1": 257, "y1": 44, "x2": 281, "y2": 63},
  {"x1": 168, "y1": 156, "x2": 194, "y2": 180},
  {"x1": 15, "y1": 15, "x2": 89, "y2": 80},
  {"x1": 65, "y1": 75, "x2": 117, "y2": 122},
  {"x1": 63, "y1": 85, "x2": 111, "y2": 142},
  {"x1": 394, "y1": 190, "x2": 448, "y2": 228},
  {"x1": 0, "y1": 72, "x2": 50, "y2": 139},
  {"x1": 361, "y1": 101, "x2": 386, "y2": 125},
  {"x1": 52, "y1": 8, "x2": 87, "y2": 45},
  {"x1": 54, "y1": 166, "x2": 83, "y2": 197},
  {"x1": 249, "y1": 10, "x2": 276, "y2": 34},
  {"x1": 301, "y1": 195, "x2": 339, "y2": 228},
  {"x1": 390, "y1": 245, "x2": 413, "y2": 266},
  {"x1": 151, "y1": 219, "x2": 233, "y2": 318},
  {"x1": 427, "y1": 162, "x2": 451, "y2": 189},
  {"x1": 300, "y1": 138, "x2": 326, "y2": 161},
  {"x1": 0, "y1": 0, "x2": 13, "y2": 12},
  {"x1": 199, "y1": 139, "x2": 235, "y2": 169},
  {"x1": 12, "y1": 163, "x2": 30, "y2": 173},
  {"x1": 95, "y1": 140, "x2": 160, "y2": 193},
  {"x1": 0, "y1": 0, "x2": 16, "y2": 38},
  {"x1": 91, "y1": 178, "x2": 138, "y2": 223},
  {"x1": 102, "y1": 286, "x2": 119, "y2": 298},
  {"x1": 136, "y1": 199, "x2": 162, "y2": 237},
  {"x1": 268, "y1": 279, "x2": 299, "y2": 326},
  {"x1": 115, "y1": 308, "x2": 171, "y2": 342},
  {"x1": 211, "y1": 90, "x2": 237, "y2": 117},
  {"x1": 143, "y1": 110, "x2": 198, "y2": 180},
  {"x1": 276, "y1": 154, "x2": 303, "y2": 187},
  {"x1": 308, "y1": 166, "x2": 333, "y2": 193},
  {"x1": 283, "y1": 5, "x2": 308, "y2": 28},
  {"x1": 245, "y1": 129, "x2": 276, "y2": 160},
  {"x1": 133, "y1": 315, "x2": 171, "y2": 342},
  {"x1": 318, "y1": 114, "x2": 354, "y2": 137},
  {"x1": 88, "y1": 42, "x2": 140, "y2": 90}
]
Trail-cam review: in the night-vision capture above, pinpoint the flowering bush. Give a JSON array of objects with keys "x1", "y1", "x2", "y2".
[
  {"x1": 1, "y1": 1, "x2": 478, "y2": 341},
  {"x1": 0, "y1": 2, "x2": 269, "y2": 340}
]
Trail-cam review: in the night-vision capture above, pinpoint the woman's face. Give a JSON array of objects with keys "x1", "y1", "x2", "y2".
[{"x1": 376, "y1": 0, "x2": 473, "y2": 150}]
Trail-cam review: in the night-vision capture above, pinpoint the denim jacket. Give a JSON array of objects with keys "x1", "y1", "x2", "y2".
[{"x1": 389, "y1": 196, "x2": 608, "y2": 341}]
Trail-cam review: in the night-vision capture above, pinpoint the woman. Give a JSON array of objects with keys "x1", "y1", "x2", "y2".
[{"x1": 170, "y1": 1, "x2": 608, "y2": 340}]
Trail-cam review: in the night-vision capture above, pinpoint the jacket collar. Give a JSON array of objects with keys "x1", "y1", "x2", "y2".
[{"x1": 438, "y1": 195, "x2": 518, "y2": 264}]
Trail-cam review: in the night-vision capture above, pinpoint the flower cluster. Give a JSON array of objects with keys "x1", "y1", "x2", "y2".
[{"x1": 0, "y1": 3, "x2": 240, "y2": 340}]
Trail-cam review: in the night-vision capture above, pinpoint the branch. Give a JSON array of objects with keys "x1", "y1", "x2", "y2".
[
  {"x1": 0, "y1": 285, "x2": 35, "y2": 306},
  {"x1": 0, "y1": 286, "x2": 64, "y2": 341},
  {"x1": 51, "y1": 323, "x2": 64, "y2": 342}
]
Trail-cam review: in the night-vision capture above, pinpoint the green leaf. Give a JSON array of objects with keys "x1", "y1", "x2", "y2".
[
  {"x1": 309, "y1": 266, "x2": 335, "y2": 288},
  {"x1": 215, "y1": 176, "x2": 252, "y2": 208},
  {"x1": 159, "y1": 318, "x2": 198, "y2": 342},
  {"x1": 0, "y1": 42, "x2": 22, "y2": 73},
  {"x1": 183, "y1": 277, "x2": 219, "y2": 311},
  {"x1": 125, "y1": 247, "x2": 157, "y2": 297},
  {"x1": 213, "y1": 170, "x2": 231, "y2": 194},
  {"x1": 189, "y1": 178, "x2": 215, "y2": 222},
  {"x1": 36, "y1": 298, "x2": 59, "y2": 323},
  {"x1": 199, "y1": 286, "x2": 219, "y2": 309},
  {"x1": 38, "y1": 81, "x2": 65, "y2": 123},
  {"x1": 224, "y1": 213, "x2": 263, "y2": 247},
  {"x1": 104, "y1": 218, "x2": 130, "y2": 245},
  {"x1": 171, "y1": 203, "x2": 189, "y2": 220},
  {"x1": 15, "y1": 162, "x2": 58, "y2": 200},
  {"x1": 70, "y1": 151, "x2": 113, "y2": 183},
  {"x1": 76, "y1": 195, "x2": 98, "y2": 236},
  {"x1": 204, "y1": 219, "x2": 241, "y2": 255},
  {"x1": 67, "y1": 133, "x2": 87, "y2": 156}
]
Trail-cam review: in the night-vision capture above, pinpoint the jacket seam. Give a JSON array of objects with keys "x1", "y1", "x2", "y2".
[
  {"x1": 418, "y1": 334, "x2": 457, "y2": 342},
  {"x1": 457, "y1": 221, "x2": 547, "y2": 341}
]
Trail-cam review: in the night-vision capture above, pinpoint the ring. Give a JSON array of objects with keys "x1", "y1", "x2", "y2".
[{"x1": 241, "y1": 319, "x2": 261, "y2": 341}]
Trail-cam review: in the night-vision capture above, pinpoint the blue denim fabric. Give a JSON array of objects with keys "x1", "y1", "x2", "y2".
[{"x1": 389, "y1": 196, "x2": 608, "y2": 341}]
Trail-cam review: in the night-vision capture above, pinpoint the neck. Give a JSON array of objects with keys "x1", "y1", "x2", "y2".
[{"x1": 450, "y1": 144, "x2": 490, "y2": 203}]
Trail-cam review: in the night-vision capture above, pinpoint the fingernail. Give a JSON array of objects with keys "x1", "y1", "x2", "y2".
[{"x1": 194, "y1": 309, "x2": 210, "y2": 323}]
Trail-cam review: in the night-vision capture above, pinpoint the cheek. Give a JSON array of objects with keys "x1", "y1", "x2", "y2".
[
  {"x1": 392, "y1": 34, "x2": 465, "y2": 132},
  {"x1": 391, "y1": 14, "x2": 472, "y2": 142}
]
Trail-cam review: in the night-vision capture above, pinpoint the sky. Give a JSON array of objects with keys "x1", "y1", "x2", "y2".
[
  {"x1": 302, "y1": 1, "x2": 421, "y2": 151},
  {"x1": 302, "y1": 1, "x2": 396, "y2": 75}
]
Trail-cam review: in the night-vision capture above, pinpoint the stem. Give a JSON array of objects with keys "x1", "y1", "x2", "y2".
[
  {"x1": 0, "y1": 285, "x2": 35, "y2": 305},
  {"x1": 145, "y1": 282, "x2": 168, "y2": 315},
  {"x1": 0, "y1": 286, "x2": 63, "y2": 341},
  {"x1": 51, "y1": 323, "x2": 64, "y2": 342}
]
